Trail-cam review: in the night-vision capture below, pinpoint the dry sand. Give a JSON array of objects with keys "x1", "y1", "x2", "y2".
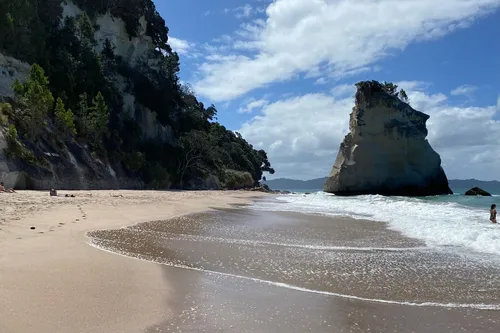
[{"x1": 0, "y1": 190, "x2": 267, "y2": 333}]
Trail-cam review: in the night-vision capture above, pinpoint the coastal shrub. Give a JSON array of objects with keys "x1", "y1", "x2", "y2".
[
  {"x1": 123, "y1": 151, "x2": 145, "y2": 172},
  {"x1": 0, "y1": 103, "x2": 12, "y2": 125},
  {"x1": 145, "y1": 163, "x2": 171, "y2": 189},
  {"x1": 54, "y1": 98, "x2": 77, "y2": 136},
  {"x1": 223, "y1": 169, "x2": 254, "y2": 190},
  {"x1": 3, "y1": 124, "x2": 39, "y2": 165}
]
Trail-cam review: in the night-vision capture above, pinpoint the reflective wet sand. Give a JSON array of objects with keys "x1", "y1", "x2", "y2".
[{"x1": 89, "y1": 207, "x2": 500, "y2": 332}]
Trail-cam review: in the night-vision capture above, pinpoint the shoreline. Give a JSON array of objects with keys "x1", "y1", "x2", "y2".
[
  {"x1": 2, "y1": 190, "x2": 499, "y2": 332},
  {"x1": 88, "y1": 207, "x2": 500, "y2": 332},
  {"x1": 0, "y1": 190, "x2": 270, "y2": 333}
]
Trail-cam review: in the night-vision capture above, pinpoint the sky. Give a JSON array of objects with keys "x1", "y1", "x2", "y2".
[{"x1": 154, "y1": 0, "x2": 500, "y2": 181}]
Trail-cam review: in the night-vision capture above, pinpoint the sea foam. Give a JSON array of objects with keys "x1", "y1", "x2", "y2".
[{"x1": 251, "y1": 192, "x2": 500, "y2": 257}]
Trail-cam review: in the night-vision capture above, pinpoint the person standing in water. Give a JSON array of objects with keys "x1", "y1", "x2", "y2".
[{"x1": 491, "y1": 204, "x2": 497, "y2": 224}]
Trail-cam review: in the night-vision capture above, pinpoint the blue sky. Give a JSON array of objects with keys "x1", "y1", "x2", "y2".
[{"x1": 154, "y1": 0, "x2": 500, "y2": 181}]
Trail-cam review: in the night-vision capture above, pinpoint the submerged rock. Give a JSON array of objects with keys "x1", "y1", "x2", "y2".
[
  {"x1": 324, "y1": 81, "x2": 452, "y2": 197},
  {"x1": 464, "y1": 187, "x2": 491, "y2": 196}
]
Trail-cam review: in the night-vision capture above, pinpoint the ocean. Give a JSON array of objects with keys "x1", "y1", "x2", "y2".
[{"x1": 253, "y1": 189, "x2": 500, "y2": 257}]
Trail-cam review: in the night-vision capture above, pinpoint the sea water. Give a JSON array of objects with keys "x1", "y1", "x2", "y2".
[{"x1": 252, "y1": 190, "x2": 500, "y2": 257}]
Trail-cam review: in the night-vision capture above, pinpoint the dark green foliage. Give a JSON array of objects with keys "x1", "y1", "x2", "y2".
[
  {"x1": 0, "y1": 103, "x2": 12, "y2": 125},
  {"x1": 399, "y1": 89, "x2": 409, "y2": 104},
  {"x1": 3, "y1": 124, "x2": 40, "y2": 165},
  {"x1": 222, "y1": 169, "x2": 254, "y2": 190},
  {"x1": 0, "y1": 0, "x2": 274, "y2": 189},
  {"x1": 12, "y1": 64, "x2": 54, "y2": 138},
  {"x1": 54, "y1": 98, "x2": 76, "y2": 135},
  {"x1": 123, "y1": 151, "x2": 145, "y2": 172},
  {"x1": 355, "y1": 80, "x2": 411, "y2": 104}
]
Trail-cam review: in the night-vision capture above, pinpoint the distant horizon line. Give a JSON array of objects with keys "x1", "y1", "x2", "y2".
[{"x1": 264, "y1": 177, "x2": 500, "y2": 183}]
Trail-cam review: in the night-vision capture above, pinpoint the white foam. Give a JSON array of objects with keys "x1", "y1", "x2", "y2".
[
  {"x1": 135, "y1": 230, "x2": 428, "y2": 252},
  {"x1": 252, "y1": 192, "x2": 500, "y2": 256},
  {"x1": 87, "y1": 240, "x2": 500, "y2": 311}
]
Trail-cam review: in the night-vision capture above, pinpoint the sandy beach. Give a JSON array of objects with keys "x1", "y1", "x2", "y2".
[
  {"x1": 1, "y1": 191, "x2": 500, "y2": 333},
  {"x1": 0, "y1": 190, "x2": 267, "y2": 333}
]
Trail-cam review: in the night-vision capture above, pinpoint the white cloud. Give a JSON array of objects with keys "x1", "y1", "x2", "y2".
[
  {"x1": 239, "y1": 83, "x2": 500, "y2": 181},
  {"x1": 194, "y1": 0, "x2": 500, "y2": 101},
  {"x1": 224, "y1": 4, "x2": 256, "y2": 19},
  {"x1": 236, "y1": 4, "x2": 253, "y2": 19},
  {"x1": 168, "y1": 37, "x2": 192, "y2": 55},
  {"x1": 238, "y1": 98, "x2": 269, "y2": 113},
  {"x1": 314, "y1": 77, "x2": 328, "y2": 85},
  {"x1": 450, "y1": 84, "x2": 478, "y2": 96},
  {"x1": 496, "y1": 95, "x2": 500, "y2": 110},
  {"x1": 331, "y1": 84, "x2": 355, "y2": 99}
]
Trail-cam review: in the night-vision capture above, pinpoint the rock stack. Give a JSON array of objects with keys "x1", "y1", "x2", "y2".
[{"x1": 324, "y1": 81, "x2": 452, "y2": 196}]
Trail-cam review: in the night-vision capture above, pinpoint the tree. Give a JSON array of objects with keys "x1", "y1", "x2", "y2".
[
  {"x1": 177, "y1": 130, "x2": 212, "y2": 188},
  {"x1": 54, "y1": 98, "x2": 76, "y2": 135},
  {"x1": 101, "y1": 38, "x2": 115, "y2": 59},
  {"x1": 76, "y1": 12, "x2": 96, "y2": 48},
  {"x1": 382, "y1": 81, "x2": 399, "y2": 96},
  {"x1": 12, "y1": 64, "x2": 54, "y2": 138},
  {"x1": 399, "y1": 89, "x2": 409, "y2": 104},
  {"x1": 204, "y1": 104, "x2": 217, "y2": 122},
  {"x1": 86, "y1": 92, "x2": 110, "y2": 149}
]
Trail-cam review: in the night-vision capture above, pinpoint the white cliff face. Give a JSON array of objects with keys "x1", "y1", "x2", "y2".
[
  {"x1": 61, "y1": 1, "x2": 171, "y2": 142},
  {"x1": 0, "y1": 53, "x2": 30, "y2": 99},
  {"x1": 94, "y1": 14, "x2": 154, "y2": 66},
  {"x1": 323, "y1": 88, "x2": 452, "y2": 196},
  {"x1": 62, "y1": 1, "x2": 154, "y2": 67}
]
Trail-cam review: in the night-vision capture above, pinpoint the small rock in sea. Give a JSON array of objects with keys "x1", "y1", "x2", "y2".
[
  {"x1": 30, "y1": 226, "x2": 35, "y2": 230},
  {"x1": 464, "y1": 187, "x2": 491, "y2": 196}
]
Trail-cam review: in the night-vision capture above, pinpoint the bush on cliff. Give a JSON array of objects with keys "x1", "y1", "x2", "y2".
[{"x1": 355, "y1": 80, "x2": 410, "y2": 105}]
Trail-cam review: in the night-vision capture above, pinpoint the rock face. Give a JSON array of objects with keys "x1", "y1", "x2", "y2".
[
  {"x1": 464, "y1": 187, "x2": 491, "y2": 196},
  {"x1": 324, "y1": 83, "x2": 453, "y2": 196},
  {"x1": 0, "y1": 53, "x2": 30, "y2": 99}
]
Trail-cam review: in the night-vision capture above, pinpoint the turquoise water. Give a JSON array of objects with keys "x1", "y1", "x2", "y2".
[{"x1": 278, "y1": 187, "x2": 499, "y2": 210}]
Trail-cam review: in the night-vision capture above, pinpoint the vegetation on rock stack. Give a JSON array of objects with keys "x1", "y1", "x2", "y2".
[
  {"x1": 355, "y1": 81, "x2": 410, "y2": 104},
  {"x1": 0, "y1": 0, "x2": 274, "y2": 189}
]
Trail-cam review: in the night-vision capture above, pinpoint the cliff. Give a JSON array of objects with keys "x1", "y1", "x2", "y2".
[
  {"x1": 323, "y1": 81, "x2": 452, "y2": 196},
  {"x1": 0, "y1": 0, "x2": 274, "y2": 190}
]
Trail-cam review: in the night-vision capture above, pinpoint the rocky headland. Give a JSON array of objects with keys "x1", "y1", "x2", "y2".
[{"x1": 0, "y1": 0, "x2": 274, "y2": 190}]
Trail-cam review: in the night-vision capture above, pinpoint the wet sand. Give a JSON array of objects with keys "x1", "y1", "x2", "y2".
[
  {"x1": 0, "y1": 190, "x2": 267, "y2": 333},
  {"x1": 89, "y1": 207, "x2": 500, "y2": 332}
]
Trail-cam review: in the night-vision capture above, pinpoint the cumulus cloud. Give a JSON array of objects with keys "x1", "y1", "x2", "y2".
[
  {"x1": 224, "y1": 4, "x2": 263, "y2": 19},
  {"x1": 450, "y1": 84, "x2": 478, "y2": 96},
  {"x1": 238, "y1": 98, "x2": 269, "y2": 113},
  {"x1": 194, "y1": 0, "x2": 500, "y2": 101},
  {"x1": 238, "y1": 83, "x2": 500, "y2": 181},
  {"x1": 331, "y1": 84, "x2": 356, "y2": 99},
  {"x1": 168, "y1": 37, "x2": 192, "y2": 55}
]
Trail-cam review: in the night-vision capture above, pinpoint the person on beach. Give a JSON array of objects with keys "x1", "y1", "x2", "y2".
[
  {"x1": 50, "y1": 188, "x2": 58, "y2": 197},
  {"x1": 0, "y1": 182, "x2": 15, "y2": 193},
  {"x1": 491, "y1": 204, "x2": 497, "y2": 224}
]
